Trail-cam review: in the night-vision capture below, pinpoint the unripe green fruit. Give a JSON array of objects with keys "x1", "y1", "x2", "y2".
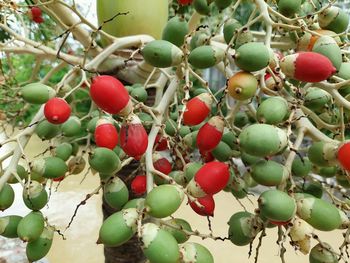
[
  {"x1": 318, "y1": 166, "x2": 337, "y2": 178},
  {"x1": 0, "y1": 215, "x2": 22, "y2": 238},
  {"x1": 162, "y1": 16, "x2": 189, "y2": 47},
  {"x1": 6, "y1": 164, "x2": 27, "y2": 184},
  {"x1": 193, "y1": 0, "x2": 212, "y2": 15},
  {"x1": 17, "y1": 211, "x2": 45, "y2": 242},
  {"x1": 256, "y1": 97, "x2": 289, "y2": 125},
  {"x1": 61, "y1": 116, "x2": 82, "y2": 137},
  {"x1": 184, "y1": 163, "x2": 202, "y2": 183},
  {"x1": 35, "y1": 120, "x2": 60, "y2": 140},
  {"x1": 169, "y1": 171, "x2": 187, "y2": 186},
  {"x1": 240, "y1": 151, "x2": 261, "y2": 166},
  {"x1": 183, "y1": 131, "x2": 199, "y2": 150},
  {"x1": 318, "y1": 6, "x2": 349, "y2": 33},
  {"x1": 68, "y1": 156, "x2": 86, "y2": 175},
  {"x1": 87, "y1": 116, "x2": 99, "y2": 133},
  {"x1": 54, "y1": 143, "x2": 73, "y2": 161},
  {"x1": 145, "y1": 185, "x2": 184, "y2": 218},
  {"x1": 309, "y1": 243, "x2": 338, "y2": 263},
  {"x1": 131, "y1": 87, "x2": 148, "y2": 103},
  {"x1": 26, "y1": 226, "x2": 54, "y2": 262},
  {"x1": 142, "y1": 223, "x2": 180, "y2": 263},
  {"x1": 162, "y1": 218, "x2": 192, "y2": 243},
  {"x1": 123, "y1": 198, "x2": 145, "y2": 211},
  {"x1": 297, "y1": 196, "x2": 342, "y2": 231},
  {"x1": 228, "y1": 211, "x2": 262, "y2": 246},
  {"x1": 188, "y1": 45, "x2": 225, "y2": 69},
  {"x1": 165, "y1": 119, "x2": 177, "y2": 136},
  {"x1": 312, "y1": 36, "x2": 342, "y2": 70},
  {"x1": 0, "y1": 183, "x2": 15, "y2": 211},
  {"x1": 337, "y1": 62, "x2": 350, "y2": 95},
  {"x1": 23, "y1": 181, "x2": 48, "y2": 211},
  {"x1": 103, "y1": 177, "x2": 129, "y2": 210},
  {"x1": 138, "y1": 112, "x2": 153, "y2": 131},
  {"x1": 223, "y1": 19, "x2": 241, "y2": 44},
  {"x1": 242, "y1": 172, "x2": 258, "y2": 188},
  {"x1": 179, "y1": 125, "x2": 191, "y2": 137},
  {"x1": 21, "y1": 83, "x2": 56, "y2": 104},
  {"x1": 180, "y1": 242, "x2": 214, "y2": 263},
  {"x1": 234, "y1": 111, "x2": 249, "y2": 128},
  {"x1": 211, "y1": 141, "x2": 233, "y2": 161},
  {"x1": 221, "y1": 131, "x2": 238, "y2": 150},
  {"x1": 229, "y1": 177, "x2": 248, "y2": 199},
  {"x1": 277, "y1": 0, "x2": 301, "y2": 17},
  {"x1": 234, "y1": 42, "x2": 270, "y2": 72},
  {"x1": 258, "y1": 190, "x2": 296, "y2": 222},
  {"x1": 142, "y1": 40, "x2": 183, "y2": 68},
  {"x1": 291, "y1": 157, "x2": 312, "y2": 177},
  {"x1": 98, "y1": 208, "x2": 138, "y2": 247},
  {"x1": 251, "y1": 160, "x2": 289, "y2": 186},
  {"x1": 190, "y1": 31, "x2": 209, "y2": 50},
  {"x1": 32, "y1": 157, "x2": 68, "y2": 179},
  {"x1": 302, "y1": 181, "x2": 323, "y2": 199},
  {"x1": 304, "y1": 88, "x2": 331, "y2": 112},
  {"x1": 239, "y1": 124, "x2": 288, "y2": 157},
  {"x1": 307, "y1": 141, "x2": 338, "y2": 167},
  {"x1": 97, "y1": 0, "x2": 168, "y2": 40},
  {"x1": 89, "y1": 147, "x2": 121, "y2": 174},
  {"x1": 214, "y1": 0, "x2": 233, "y2": 10}
]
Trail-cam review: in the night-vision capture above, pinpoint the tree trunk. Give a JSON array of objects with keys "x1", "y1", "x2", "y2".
[{"x1": 102, "y1": 160, "x2": 146, "y2": 263}]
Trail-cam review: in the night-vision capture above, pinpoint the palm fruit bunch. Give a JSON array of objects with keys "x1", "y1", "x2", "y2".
[{"x1": 2, "y1": 0, "x2": 350, "y2": 262}]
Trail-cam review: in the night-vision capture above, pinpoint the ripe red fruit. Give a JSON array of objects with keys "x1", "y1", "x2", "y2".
[
  {"x1": 94, "y1": 119, "x2": 119, "y2": 150},
  {"x1": 270, "y1": 220, "x2": 291, "y2": 226},
  {"x1": 53, "y1": 176, "x2": 65, "y2": 182},
  {"x1": 131, "y1": 175, "x2": 147, "y2": 195},
  {"x1": 44, "y1": 98, "x2": 71, "y2": 124},
  {"x1": 280, "y1": 52, "x2": 336, "y2": 83},
  {"x1": 178, "y1": 0, "x2": 193, "y2": 5},
  {"x1": 90, "y1": 75, "x2": 131, "y2": 115},
  {"x1": 189, "y1": 195, "x2": 215, "y2": 216},
  {"x1": 199, "y1": 149, "x2": 214, "y2": 163},
  {"x1": 197, "y1": 116, "x2": 224, "y2": 152},
  {"x1": 337, "y1": 142, "x2": 350, "y2": 171},
  {"x1": 30, "y1": 7, "x2": 42, "y2": 17},
  {"x1": 183, "y1": 93, "x2": 212, "y2": 126},
  {"x1": 154, "y1": 157, "x2": 172, "y2": 175},
  {"x1": 119, "y1": 114, "x2": 148, "y2": 159},
  {"x1": 154, "y1": 134, "x2": 168, "y2": 151},
  {"x1": 195, "y1": 161, "x2": 230, "y2": 195},
  {"x1": 32, "y1": 16, "x2": 44, "y2": 24}
]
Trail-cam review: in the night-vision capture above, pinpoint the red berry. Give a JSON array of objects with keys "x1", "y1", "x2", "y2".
[
  {"x1": 189, "y1": 195, "x2": 215, "y2": 216},
  {"x1": 131, "y1": 175, "x2": 147, "y2": 195},
  {"x1": 337, "y1": 142, "x2": 350, "y2": 171},
  {"x1": 90, "y1": 75, "x2": 131, "y2": 114},
  {"x1": 53, "y1": 176, "x2": 65, "y2": 182},
  {"x1": 32, "y1": 16, "x2": 44, "y2": 24},
  {"x1": 195, "y1": 161, "x2": 230, "y2": 195},
  {"x1": 197, "y1": 116, "x2": 224, "y2": 152},
  {"x1": 270, "y1": 220, "x2": 291, "y2": 226},
  {"x1": 154, "y1": 134, "x2": 168, "y2": 151},
  {"x1": 44, "y1": 98, "x2": 71, "y2": 124},
  {"x1": 200, "y1": 149, "x2": 214, "y2": 163},
  {"x1": 178, "y1": 0, "x2": 193, "y2": 5},
  {"x1": 30, "y1": 7, "x2": 42, "y2": 18},
  {"x1": 119, "y1": 114, "x2": 148, "y2": 159},
  {"x1": 183, "y1": 93, "x2": 212, "y2": 126},
  {"x1": 154, "y1": 157, "x2": 172, "y2": 175},
  {"x1": 280, "y1": 52, "x2": 336, "y2": 83},
  {"x1": 94, "y1": 119, "x2": 119, "y2": 150}
]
